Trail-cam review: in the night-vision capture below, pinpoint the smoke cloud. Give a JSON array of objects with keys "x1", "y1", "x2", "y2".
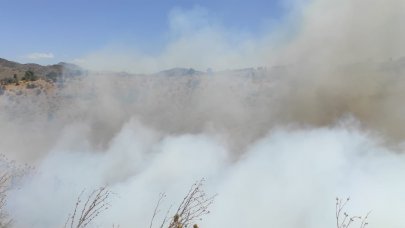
[{"x1": 1, "y1": 0, "x2": 405, "y2": 227}]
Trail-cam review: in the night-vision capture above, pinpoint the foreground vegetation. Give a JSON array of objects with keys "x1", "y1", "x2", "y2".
[{"x1": 0, "y1": 157, "x2": 370, "y2": 228}]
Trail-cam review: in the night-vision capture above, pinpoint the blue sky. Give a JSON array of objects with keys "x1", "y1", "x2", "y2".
[{"x1": 0, "y1": 0, "x2": 286, "y2": 65}]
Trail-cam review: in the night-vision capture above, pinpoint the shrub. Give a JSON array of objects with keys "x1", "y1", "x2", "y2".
[{"x1": 22, "y1": 71, "x2": 37, "y2": 81}]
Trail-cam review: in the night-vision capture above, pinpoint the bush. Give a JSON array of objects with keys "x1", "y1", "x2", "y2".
[{"x1": 22, "y1": 71, "x2": 38, "y2": 81}]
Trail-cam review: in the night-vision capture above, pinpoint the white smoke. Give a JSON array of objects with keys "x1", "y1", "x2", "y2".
[{"x1": 6, "y1": 123, "x2": 405, "y2": 228}]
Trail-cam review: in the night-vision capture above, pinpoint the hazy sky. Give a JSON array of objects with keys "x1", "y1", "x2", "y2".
[{"x1": 0, "y1": 0, "x2": 285, "y2": 65}]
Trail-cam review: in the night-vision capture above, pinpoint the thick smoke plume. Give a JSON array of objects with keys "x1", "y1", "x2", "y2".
[{"x1": 1, "y1": 0, "x2": 405, "y2": 227}]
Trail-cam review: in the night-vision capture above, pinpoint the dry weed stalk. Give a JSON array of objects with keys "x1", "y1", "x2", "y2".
[
  {"x1": 151, "y1": 179, "x2": 216, "y2": 228},
  {"x1": 336, "y1": 197, "x2": 371, "y2": 228},
  {"x1": 0, "y1": 154, "x2": 31, "y2": 228},
  {"x1": 64, "y1": 187, "x2": 111, "y2": 228},
  {"x1": 149, "y1": 193, "x2": 167, "y2": 228}
]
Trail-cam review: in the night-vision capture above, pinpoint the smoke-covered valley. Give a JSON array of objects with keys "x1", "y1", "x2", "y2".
[{"x1": 1, "y1": 0, "x2": 405, "y2": 227}]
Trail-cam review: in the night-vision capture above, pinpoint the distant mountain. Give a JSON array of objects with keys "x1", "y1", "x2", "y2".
[{"x1": 156, "y1": 68, "x2": 205, "y2": 77}]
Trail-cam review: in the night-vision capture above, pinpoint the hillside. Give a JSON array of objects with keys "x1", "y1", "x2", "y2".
[{"x1": 0, "y1": 58, "x2": 82, "y2": 83}]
